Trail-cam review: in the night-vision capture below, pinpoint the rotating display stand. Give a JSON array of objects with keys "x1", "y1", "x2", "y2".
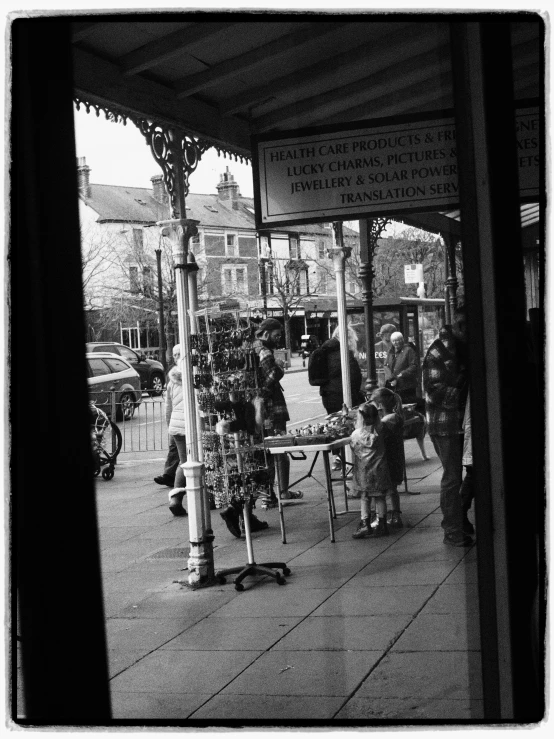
[{"x1": 192, "y1": 309, "x2": 290, "y2": 591}]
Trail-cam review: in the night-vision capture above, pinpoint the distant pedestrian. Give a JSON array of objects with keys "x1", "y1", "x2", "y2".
[
  {"x1": 154, "y1": 345, "x2": 180, "y2": 488},
  {"x1": 164, "y1": 344, "x2": 188, "y2": 517},
  {"x1": 374, "y1": 324, "x2": 396, "y2": 371},
  {"x1": 309, "y1": 325, "x2": 365, "y2": 470},
  {"x1": 385, "y1": 331, "x2": 419, "y2": 404},
  {"x1": 350, "y1": 402, "x2": 393, "y2": 539},
  {"x1": 423, "y1": 306, "x2": 472, "y2": 547}
]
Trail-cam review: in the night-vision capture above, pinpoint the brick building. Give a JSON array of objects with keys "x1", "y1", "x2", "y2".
[{"x1": 78, "y1": 160, "x2": 361, "y2": 353}]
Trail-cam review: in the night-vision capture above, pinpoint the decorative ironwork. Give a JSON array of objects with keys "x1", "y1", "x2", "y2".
[
  {"x1": 73, "y1": 97, "x2": 252, "y2": 216},
  {"x1": 134, "y1": 120, "x2": 210, "y2": 217}
]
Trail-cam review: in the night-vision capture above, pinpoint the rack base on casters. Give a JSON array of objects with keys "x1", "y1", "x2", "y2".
[
  {"x1": 216, "y1": 500, "x2": 291, "y2": 591},
  {"x1": 216, "y1": 561, "x2": 291, "y2": 591}
]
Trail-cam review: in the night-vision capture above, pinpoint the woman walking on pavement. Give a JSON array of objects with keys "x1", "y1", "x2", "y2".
[{"x1": 165, "y1": 344, "x2": 188, "y2": 516}]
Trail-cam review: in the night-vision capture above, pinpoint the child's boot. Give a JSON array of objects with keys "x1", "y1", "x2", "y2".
[
  {"x1": 352, "y1": 518, "x2": 371, "y2": 538},
  {"x1": 368, "y1": 516, "x2": 389, "y2": 537},
  {"x1": 387, "y1": 510, "x2": 403, "y2": 529}
]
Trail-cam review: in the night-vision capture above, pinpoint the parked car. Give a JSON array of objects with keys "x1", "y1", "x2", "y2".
[
  {"x1": 86, "y1": 352, "x2": 142, "y2": 421},
  {"x1": 86, "y1": 342, "x2": 165, "y2": 396}
]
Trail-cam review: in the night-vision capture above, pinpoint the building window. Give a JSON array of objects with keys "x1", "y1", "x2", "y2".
[
  {"x1": 143, "y1": 266, "x2": 154, "y2": 296},
  {"x1": 226, "y1": 233, "x2": 238, "y2": 256},
  {"x1": 318, "y1": 240, "x2": 326, "y2": 259},
  {"x1": 289, "y1": 236, "x2": 300, "y2": 259},
  {"x1": 132, "y1": 228, "x2": 143, "y2": 251},
  {"x1": 129, "y1": 266, "x2": 140, "y2": 294},
  {"x1": 222, "y1": 265, "x2": 247, "y2": 295}
]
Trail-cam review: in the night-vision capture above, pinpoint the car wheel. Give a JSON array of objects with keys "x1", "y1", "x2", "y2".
[
  {"x1": 149, "y1": 372, "x2": 164, "y2": 397},
  {"x1": 116, "y1": 392, "x2": 136, "y2": 422}
]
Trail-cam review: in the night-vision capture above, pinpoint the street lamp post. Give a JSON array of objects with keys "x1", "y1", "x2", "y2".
[
  {"x1": 154, "y1": 240, "x2": 167, "y2": 370},
  {"x1": 259, "y1": 257, "x2": 269, "y2": 317}
]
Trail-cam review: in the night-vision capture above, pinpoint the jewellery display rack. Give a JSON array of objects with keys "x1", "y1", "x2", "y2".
[{"x1": 192, "y1": 309, "x2": 290, "y2": 591}]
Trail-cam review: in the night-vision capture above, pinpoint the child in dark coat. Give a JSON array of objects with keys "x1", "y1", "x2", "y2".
[
  {"x1": 350, "y1": 402, "x2": 393, "y2": 539},
  {"x1": 371, "y1": 388, "x2": 405, "y2": 529}
]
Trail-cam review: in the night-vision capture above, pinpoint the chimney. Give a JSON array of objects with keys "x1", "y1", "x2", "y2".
[
  {"x1": 216, "y1": 166, "x2": 241, "y2": 206},
  {"x1": 151, "y1": 174, "x2": 169, "y2": 206},
  {"x1": 76, "y1": 156, "x2": 91, "y2": 199}
]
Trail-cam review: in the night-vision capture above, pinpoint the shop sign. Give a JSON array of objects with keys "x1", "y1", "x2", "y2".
[
  {"x1": 404, "y1": 264, "x2": 424, "y2": 283},
  {"x1": 253, "y1": 106, "x2": 539, "y2": 227}
]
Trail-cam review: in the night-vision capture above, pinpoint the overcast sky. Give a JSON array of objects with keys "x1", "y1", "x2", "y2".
[{"x1": 73, "y1": 105, "x2": 255, "y2": 197}]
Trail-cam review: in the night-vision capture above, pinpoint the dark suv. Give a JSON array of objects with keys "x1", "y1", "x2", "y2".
[{"x1": 86, "y1": 343, "x2": 165, "y2": 396}]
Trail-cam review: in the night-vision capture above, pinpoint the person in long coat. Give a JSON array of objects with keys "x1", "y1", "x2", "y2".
[{"x1": 385, "y1": 331, "x2": 419, "y2": 403}]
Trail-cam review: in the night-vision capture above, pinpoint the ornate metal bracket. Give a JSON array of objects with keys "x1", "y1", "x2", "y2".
[
  {"x1": 74, "y1": 97, "x2": 251, "y2": 217},
  {"x1": 135, "y1": 120, "x2": 210, "y2": 217}
]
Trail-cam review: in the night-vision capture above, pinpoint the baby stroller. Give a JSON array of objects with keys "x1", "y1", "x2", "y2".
[{"x1": 90, "y1": 401, "x2": 122, "y2": 480}]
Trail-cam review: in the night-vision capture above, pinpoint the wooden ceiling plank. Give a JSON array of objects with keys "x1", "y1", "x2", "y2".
[
  {"x1": 253, "y1": 42, "x2": 451, "y2": 132},
  {"x1": 73, "y1": 46, "x2": 252, "y2": 156},
  {"x1": 220, "y1": 23, "x2": 422, "y2": 115},
  {"x1": 174, "y1": 21, "x2": 348, "y2": 98},
  {"x1": 220, "y1": 23, "x2": 416, "y2": 115},
  {"x1": 120, "y1": 22, "x2": 238, "y2": 76},
  {"x1": 318, "y1": 78, "x2": 452, "y2": 128}
]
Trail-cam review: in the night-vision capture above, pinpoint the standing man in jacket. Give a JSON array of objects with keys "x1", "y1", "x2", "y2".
[
  {"x1": 385, "y1": 331, "x2": 419, "y2": 404},
  {"x1": 422, "y1": 306, "x2": 472, "y2": 547}
]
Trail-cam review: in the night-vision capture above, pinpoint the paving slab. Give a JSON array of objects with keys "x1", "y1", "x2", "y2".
[
  {"x1": 110, "y1": 691, "x2": 212, "y2": 720},
  {"x1": 110, "y1": 649, "x2": 263, "y2": 694},
  {"x1": 312, "y1": 585, "x2": 436, "y2": 616},
  {"x1": 444, "y1": 560, "x2": 479, "y2": 584},
  {"x1": 274, "y1": 562, "x2": 365, "y2": 589},
  {"x1": 335, "y1": 696, "x2": 485, "y2": 721},
  {"x1": 345, "y1": 559, "x2": 459, "y2": 587},
  {"x1": 271, "y1": 615, "x2": 413, "y2": 651},
  {"x1": 211, "y1": 586, "x2": 336, "y2": 617},
  {"x1": 190, "y1": 693, "x2": 346, "y2": 721},
  {"x1": 220, "y1": 649, "x2": 382, "y2": 697},
  {"x1": 354, "y1": 650, "x2": 483, "y2": 700},
  {"x1": 160, "y1": 616, "x2": 303, "y2": 651},
  {"x1": 106, "y1": 617, "x2": 197, "y2": 653},
  {"x1": 108, "y1": 650, "x2": 149, "y2": 679},
  {"x1": 419, "y1": 582, "x2": 480, "y2": 614},
  {"x1": 391, "y1": 611, "x2": 481, "y2": 652},
  {"x1": 115, "y1": 587, "x2": 234, "y2": 620}
]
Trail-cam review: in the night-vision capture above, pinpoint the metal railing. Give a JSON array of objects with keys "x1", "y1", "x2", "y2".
[{"x1": 89, "y1": 390, "x2": 169, "y2": 454}]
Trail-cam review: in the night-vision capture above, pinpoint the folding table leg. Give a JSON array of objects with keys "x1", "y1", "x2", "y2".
[
  {"x1": 274, "y1": 457, "x2": 287, "y2": 544},
  {"x1": 322, "y1": 451, "x2": 336, "y2": 543}
]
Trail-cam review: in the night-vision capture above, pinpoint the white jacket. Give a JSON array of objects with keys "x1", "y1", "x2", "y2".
[{"x1": 165, "y1": 366, "x2": 186, "y2": 437}]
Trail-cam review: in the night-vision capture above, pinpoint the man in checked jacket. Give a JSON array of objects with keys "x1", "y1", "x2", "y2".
[{"x1": 423, "y1": 306, "x2": 472, "y2": 547}]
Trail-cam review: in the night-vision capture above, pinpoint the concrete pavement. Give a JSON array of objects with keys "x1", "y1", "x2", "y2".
[{"x1": 98, "y1": 437, "x2": 482, "y2": 724}]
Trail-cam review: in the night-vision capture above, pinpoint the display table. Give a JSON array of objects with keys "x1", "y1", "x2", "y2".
[{"x1": 266, "y1": 436, "x2": 353, "y2": 543}]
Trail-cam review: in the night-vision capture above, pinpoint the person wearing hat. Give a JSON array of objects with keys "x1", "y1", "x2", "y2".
[
  {"x1": 375, "y1": 324, "x2": 396, "y2": 370},
  {"x1": 385, "y1": 331, "x2": 419, "y2": 404},
  {"x1": 254, "y1": 319, "x2": 301, "y2": 502}
]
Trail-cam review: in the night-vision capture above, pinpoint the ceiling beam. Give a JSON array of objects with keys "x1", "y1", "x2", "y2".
[
  {"x1": 395, "y1": 211, "x2": 462, "y2": 239},
  {"x1": 319, "y1": 75, "x2": 452, "y2": 128},
  {"x1": 120, "y1": 22, "x2": 239, "y2": 76},
  {"x1": 71, "y1": 22, "x2": 104, "y2": 42},
  {"x1": 174, "y1": 21, "x2": 348, "y2": 98},
  {"x1": 219, "y1": 23, "x2": 415, "y2": 115},
  {"x1": 72, "y1": 46, "x2": 252, "y2": 157},
  {"x1": 252, "y1": 41, "x2": 451, "y2": 132}
]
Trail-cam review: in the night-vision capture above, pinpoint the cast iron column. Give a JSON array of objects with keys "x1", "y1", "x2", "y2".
[
  {"x1": 154, "y1": 242, "x2": 167, "y2": 370},
  {"x1": 331, "y1": 222, "x2": 352, "y2": 408},
  {"x1": 358, "y1": 217, "x2": 390, "y2": 394}
]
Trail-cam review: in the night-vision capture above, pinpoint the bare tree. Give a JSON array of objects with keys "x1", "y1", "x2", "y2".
[{"x1": 265, "y1": 256, "x2": 324, "y2": 351}]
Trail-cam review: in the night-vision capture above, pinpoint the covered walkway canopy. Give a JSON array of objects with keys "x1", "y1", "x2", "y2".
[{"x1": 12, "y1": 12, "x2": 544, "y2": 726}]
